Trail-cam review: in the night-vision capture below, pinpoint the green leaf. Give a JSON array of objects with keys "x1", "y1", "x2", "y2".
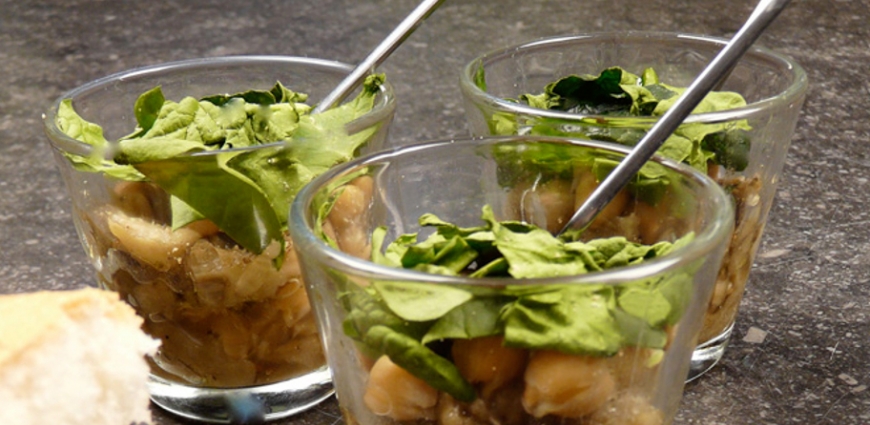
[
  {"x1": 468, "y1": 256, "x2": 509, "y2": 277},
  {"x1": 55, "y1": 76, "x2": 387, "y2": 266},
  {"x1": 373, "y1": 281, "x2": 473, "y2": 322},
  {"x1": 486, "y1": 66, "x2": 753, "y2": 173},
  {"x1": 617, "y1": 286, "x2": 672, "y2": 327},
  {"x1": 473, "y1": 60, "x2": 487, "y2": 92},
  {"x1": 201, "y1": 88, "x2": 277, "y2": 107},
  {"x1": 370, "y1": 226, "x2": 400, "y2": 267},
  {"x1": 363, "y1": 325, "x2": 476, "y2": 402},
  {"x1": 656, "y1": 269, "x2": 697, "y2": 325},
  {"x1": 132, "y1": 152, "x2": 284, "y2": 261},
  {"x1": 55, "y1": 99, "x2": 146, "y2": 181},
  {"x1": 270, "y1": 81, "x2": 309, "y2": 104},
  {"x1": 702, "y1": 129, "x2": 751, "y2": 171},
  {"x1": 422, "y1": 296, "x2": 508, "y2": 344},
  {"x1": 611, "y1": 309, "x2": 668, "y2": 349},
  {"x1": 115, "y1": 136, "x2": 210, "y2": 164},
  {"x1": 227, "y1": 75, "x2": 385, "y2": 226},
  {"x1": 133, "y1": 86, "x2": 166, "y2": 132},
  {"x1": 341, "y1": 286, "x2": 430, "y2": 341},
  {"x1": 138, "y1": 97, "x2": 201, "y2": 140},
  {"x1": 169, "y1": 196, "x2": 205, "y2": 230},
  {"x1": 484, "y1": 206, "x2": 589, "y2": 278},
  {"x1": 501, "y1": 285, "x2": 623, "y2": 356}
]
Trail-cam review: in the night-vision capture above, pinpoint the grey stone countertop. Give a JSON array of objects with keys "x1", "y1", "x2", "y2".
[{"x1": 1, "y1": 0, "x2": 868, "y2": 424}]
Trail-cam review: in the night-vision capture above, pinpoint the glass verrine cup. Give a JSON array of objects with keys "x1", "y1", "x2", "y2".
[
  {"x1": 42, "y1": 56, "x2": 396, "y2": 422},
  {"x1": 459, "y1": 32, "x2": 808, "y2": 379},
  {"x1": 289, "y1": 136, "x2": 734, "y2": 425}
]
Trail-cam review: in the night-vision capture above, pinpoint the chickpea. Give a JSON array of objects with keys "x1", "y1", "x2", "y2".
[
  {"x1": 364, "y1": 355, "x2": 438, "y2": 421},
  {"x1": 274, "y1": 280, "x2": 311, "y2": 329},
  {"x1": 321, "y1": 220, "x2": 338, "y2": 244},
  {"x1": 112, "y1": 181, "x2": 155, "y2": 219},
  {"x1": 519, "y1": 178, "x2": 575, "y2": 234},
  {"x1": 451, "y1": 336, "x2": 527, "y2": 398},
  {"x1": 606, "y1": 347, "x2": 660, "y2": 393},
  {"x1": 574, "y1": 169, "x2": 631, "y2": 229},
  {"x1": 111, "y1": 181, "x2": 171, "y2": 223},
  {"x1": 328, "y1": 178, "x2": 374, "y2": 259},
  {"x1": 522, "y1": 350, "x2": 616, "y2": 419},
  {"x1": 436, "y1": 394, "x2": 487, "y2": 425},
  {"x1": 330, "y1": 184, "x2": 368, "y2": 226},
  {"x1": 106, "y1": 209, "x2": 207, "y2": 271},
  {"x1": 478, "y1": 381, "x2": 528, "y2": 425},
  {"x1": 350, "y1": 175, "x2": 375, "y2": 202},
  {"x1": 634, "y1": 200, "x2": 668, "y2": 244},
  {"x1": 585, "y1": 392, "x2": 663, "y2": 425}
]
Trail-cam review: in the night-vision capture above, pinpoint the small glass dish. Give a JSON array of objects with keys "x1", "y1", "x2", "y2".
[
  {"x1": 459, "y1": 32, "x2": 808, "y2": 379},
  {"x1": 43, "y1": 55, "x2": 396, "y2": 422},
  {"x1": 289, "y1": 136, "x2": 734, "y2": 425}
]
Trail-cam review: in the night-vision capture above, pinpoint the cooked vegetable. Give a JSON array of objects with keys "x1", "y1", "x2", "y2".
[
  {"x1": 57, "y1": 74, "x2": 387, "y2": 261},
  {"x1": 479, "y1": 66, "x2": 752, "y2": 174},
  {"x1": 339, "y1": 206, "x2": 696, "y2": 403}
]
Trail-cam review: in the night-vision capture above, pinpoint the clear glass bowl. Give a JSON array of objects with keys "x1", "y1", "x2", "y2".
[
  {"x1": 289, "y1": 136, "x2": 734, "y2": 425},
  {"x1": 43, "y1": 55, "x2": 396, "y2": 422},
  {"x1": 459, "y1": 32, "x2": 808, "y2": 379}
]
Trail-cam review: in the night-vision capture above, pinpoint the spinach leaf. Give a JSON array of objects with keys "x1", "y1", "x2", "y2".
[
  {"x1": 363, "y1": 325, "x2": 476, "y2": 402},
  {"x1": 501, "y1": 285, "x2": 623, "y2": 356},
  {"x1": 611, "y1": 309, "x2": 668, "y2": 349},
  {"x1": 422, "y1": 296, "x2": 509, "y2": 344},
  {"x1": 133, "y1": 86, "x2": 165, "y2": 133},
  {"x1": 55, "y1": 99, "x2": 145, "y2": 181},
  {"x1": 373, "y1": 281, "x2": 473, "y2": 322},
  {"x1": 56, "y1": 76, "x2": 387, "y2": 259},
  {"x1": 488, "y1": 66, "x2": 753, "y2": 173},
  {"x1": 349, "y1": 205, "x2": 699, "y2": 397},
  {"x1": 132, "y1": 151, "x2": 284, "y2": 262},
  {"x1": 483, "y1": 206, "x2": 591, "y2": 278},
  {"x1": 341, "y1": 284, "x2": 430, "y2": 341}
]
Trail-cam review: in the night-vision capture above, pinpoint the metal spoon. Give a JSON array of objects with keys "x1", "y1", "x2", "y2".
[
  {"x1": 559, "y1": 0, "x2": 792, "y2": 236},
  {"x1": 312, "y1": 0, "x2": 446, "y2": 114}
]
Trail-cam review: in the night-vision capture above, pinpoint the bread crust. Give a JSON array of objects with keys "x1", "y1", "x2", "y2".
[{"x1": 0, "y1": 287, "x2": 143, "y2": 368}]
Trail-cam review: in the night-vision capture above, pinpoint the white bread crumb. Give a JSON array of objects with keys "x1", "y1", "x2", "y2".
[{"x1": 0, "y1": 288, "x2": 159, "y2": 425}]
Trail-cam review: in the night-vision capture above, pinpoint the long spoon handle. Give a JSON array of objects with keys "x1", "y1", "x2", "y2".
[
  {"x1": 312, "y1": 0, "x2": 446, "y2": 114},
  {"x1": 559, "y1": 0, "x2": 793, "y2": 236}
]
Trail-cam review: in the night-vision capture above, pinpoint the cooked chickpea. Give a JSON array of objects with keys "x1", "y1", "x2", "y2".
[
  {"x1": 436, "y1": 394, "x2": 487, "y2": 425},
  {"x1": 328, "y1": 178, "x2": 374, "y2": 259},
  {"x1": 634, "y1": 200, "x2": 668, "y2": 244},
  {"x1": 364, "y1": 355, "x2": 438, "y2": 421},
  {"x1": 574, "y1": 169, "x2": 631, "y2": 228},
  {"x1": 451, "y1": 336, "x2": 527, "y2": 397},
  {"x1": 106, "y1": 209, "x2": 207, "y2": 271},
  {"x1": 519, "y1": 178, "x2": 575, "y2": 234},
  {"x1": 522, "y1": 350, "x2": 616, "y2": 418},
  {"x1": 585, "y1": 391, "x2": 663, "y2": 425},
  {"x1": 606, "y1": 347, "x2": 660, "y2": 392}
]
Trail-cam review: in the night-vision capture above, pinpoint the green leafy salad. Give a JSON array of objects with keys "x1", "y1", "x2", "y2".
[
  {"x1": 479, "y1": 66, "x2": 752, "y2": 174},
  {"x1": 339, "y1": 205, "x2": 696, "y2": 402},
  {"x1": 56, "y1": 74, "x2": 387, "y2": 263}
]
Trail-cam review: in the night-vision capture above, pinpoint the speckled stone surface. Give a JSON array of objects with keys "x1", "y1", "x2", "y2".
[{"x1": 1, "y1": 0, "x2": 869, "y2": 424}]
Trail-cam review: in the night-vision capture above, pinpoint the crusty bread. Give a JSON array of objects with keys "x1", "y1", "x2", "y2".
[{"x1": 0, "y1": 287, "x2": 159, "y2": 425}]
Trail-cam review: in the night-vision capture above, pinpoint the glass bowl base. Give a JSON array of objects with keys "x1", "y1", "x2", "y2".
[
  {"x1": 147, "y1": 367, "x2": 333, "y2": 423},
  {"x1": 686, "y1": 323, "x2": 733, "y2": 382}
]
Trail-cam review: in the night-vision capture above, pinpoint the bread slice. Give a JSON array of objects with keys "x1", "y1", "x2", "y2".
[{"x1": 0, "y1": 287, "x2": 159, "y2": 425}]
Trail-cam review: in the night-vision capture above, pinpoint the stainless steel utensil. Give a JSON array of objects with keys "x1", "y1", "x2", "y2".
[
  {"x1": 312, "y1": 0, "x2": 446, "y2": 114},
  {"x1": 559, "y1": 0, "x2": 793, "y2": 236}
]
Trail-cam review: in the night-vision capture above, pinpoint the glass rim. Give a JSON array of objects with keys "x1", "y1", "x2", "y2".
[
  {"x1": 289, "y1": 135, "x2": 735, "y2": 288},
  {"x1": 42, "y1": 55, "x2": 397, "y2": 157},
  {"x1": 459, "y1": 31, "x2": 809, "y2": 124}
]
